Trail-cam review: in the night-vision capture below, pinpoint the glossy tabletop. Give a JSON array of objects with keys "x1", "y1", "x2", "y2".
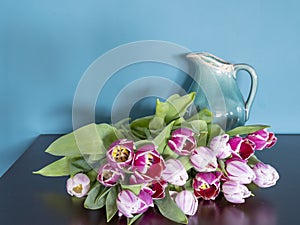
[{"x1": 0, "y1": 134, "x2": 299, "y2": 225}]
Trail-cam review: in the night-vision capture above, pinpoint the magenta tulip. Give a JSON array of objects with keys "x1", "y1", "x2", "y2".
[
  {"x1": 97, "y1": 163, "x2": 124, "y2": 187},
  {"x1": 130, "y1": 174, "x2": 167, "y2": 200},
  {"x1": 228, "y1": 136, "x2": 255, "y2": 160},
  {"x1": 106, "y1": 139, "x2": 135, "y2": 169},
  {"x1": 222, "y1": 181, "x2": 251, "y2": 204},
  {"x1": 116, "y1": 190, "x2": 154, "y2": 218},
  {"x1": 149, "y1": 180, "x2": 167, "y2": 199},
  {"x1": 132, "y1": 144, "x2": 165, "y2": 181},
  {"x1": 190, "y1": 147, "x2": 218, "y2": 172},
  {"x1": 193, "y1": 172, "x2": 221, "y2": 200},
  {"x1": 252, "y1": 162, "x2": 279, "y2": 188},
  {"x1": 174, "y1": 190, "x2": 198, "y2": 216},
  {"x1": 168, "y1": 128, "x2": 197, "y2": 155},
  {"x1": 66, "y1": 173, "x2": 90, "y2": 198},
  {"x1": 246, "y1": 129, "x2": 277, "y2": 150}
]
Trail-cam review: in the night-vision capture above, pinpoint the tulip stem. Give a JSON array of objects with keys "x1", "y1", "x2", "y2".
[
  {"x1": 174, "y1": 185, "x2": 183, "y2": 192},
  {"x1": 247, "y1": 155, "x2": 261, "y2": 168}
]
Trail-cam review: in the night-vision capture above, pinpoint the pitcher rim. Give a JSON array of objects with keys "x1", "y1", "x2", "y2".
[{"x1": 186, "y1": 52, "x2": 233, "y2": 71}]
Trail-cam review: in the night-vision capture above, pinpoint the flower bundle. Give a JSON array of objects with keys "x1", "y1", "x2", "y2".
[{"x1": 34, "y1": 93, "x2": 279, "y2": 224}]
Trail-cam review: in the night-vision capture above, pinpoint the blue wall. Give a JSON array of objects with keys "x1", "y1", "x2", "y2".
[{"x1": 1, "y1": 0, "x2": 300, "y2": 176}]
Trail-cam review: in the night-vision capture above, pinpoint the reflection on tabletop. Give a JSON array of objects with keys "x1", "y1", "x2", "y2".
[{"x1": 39, "y1": 192, "x2": 277, "y2": 225}]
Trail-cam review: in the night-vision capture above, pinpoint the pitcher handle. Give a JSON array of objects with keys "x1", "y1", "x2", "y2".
[{"x1": 233, "y1": 64, "x2": 258, "y2": 121}]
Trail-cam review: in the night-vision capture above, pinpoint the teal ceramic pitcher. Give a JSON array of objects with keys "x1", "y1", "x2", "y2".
[{"x1": 187, "y1": 52, "x2": 258, "y2": 131}]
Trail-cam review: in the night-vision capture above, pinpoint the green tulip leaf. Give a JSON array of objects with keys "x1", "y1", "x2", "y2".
[
  {"x1": 86, "y1": 169, "x2": 98, "y2": 184},
  {"x1": 44, "y1": 132, "x2": 82, "y2": 157},
  {"x1": 135, "y1": 140, "x2": 155, "y2": 149},
  {"x1": 121, "y1": 184, "x2": 142, "y2": 195},
  {"x1": 155, "y1": 188, "x2": 188, "y2": 224},
  {"x1": 178, "y1": 156, "x2": 193, "y2": 171},
  {"x1": 33, "y1": 157, "x2": 70, "y2": 176},
  {"x1": 153, "y1": 121, "x2": 174, "y2": 154},
  {"x1": 185, "y1": 120, "x2": 208, "y2": 133},
  {"x1": 69, "y1": 157, "x2": 93, "y2": 176},
  {"x1": 127, "y1": 213, "x2": 143, "y2": 225},
  {"x1": 45, "y1": 123, "x2": 121, "y2": 157},
  {"x1": 207, "y1": 124, "x2": 225, "y2": 144},
  {"x1": 106, "y1": 186, "x2": 118, "y2": 222},
  {"x1": 130, "y1": 116, "x2": 153, "y2": 139},
  {"x1": 96, "y1": 123, "x2": 124, "y2": 149},
  {"x1": 149, "y1": 116, "x2": 166, "y2": 135},
  {"x1": 157, "y1": 93, "x2": 195, "y2": 123},
  {"x1": 187, "y1": 108, "x2": 213, "y2": 124},
  {"x1": 84, "y1": 184, "x2": 110, "y2": 210},
  {"x1": 247, "y1": 155, "x2": 261, "y2": 167},
  {"x1": 162, "y1": 145, "x2": 179, "y2": 160},
  {"x1": 217, "y1": 159, "x2": 228, "y2": 176},
  {"x1": 184, "y1": 178, "x2": 193, "y2": 192},
  {"x1": 226, "y1": 125, "x2": 270, "y2": 137}
]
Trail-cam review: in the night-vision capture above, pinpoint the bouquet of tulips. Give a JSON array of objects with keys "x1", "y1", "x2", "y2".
[{"x1": 34, "y1": 93, "x2": 279, "y2": 224}]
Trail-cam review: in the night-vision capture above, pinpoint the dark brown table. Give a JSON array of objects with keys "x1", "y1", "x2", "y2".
[{"x1": 0, "y1": 134, "x2": 299, "y2": 225}]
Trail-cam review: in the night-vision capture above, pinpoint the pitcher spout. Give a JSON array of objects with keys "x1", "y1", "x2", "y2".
[{"x1": 187, "y1": 52, "x2": 233, "y2": 72}]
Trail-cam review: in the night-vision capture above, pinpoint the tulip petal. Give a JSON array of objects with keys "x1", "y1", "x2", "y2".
[
  {"x1": 175, "y1": 190, "x2": 198, "y2": 216},
  {"x1": 161, "y1": 159, "x2": 188, "y2": 186},
  {"x1": 168, "y1": 128, "x2": 196, "y2": 155},
  {"x1": 222, "y1": 181, "x2": 251, "y2": 204},
  {"x1": 226, "y1": 159, "x2": 256, "y2": 184},
  {"x1": 253, "y1": 162, "x2": 279, "y2": 188},
  {"x1": 190, "y1": 147, "x2": 218, "y2": 172}
]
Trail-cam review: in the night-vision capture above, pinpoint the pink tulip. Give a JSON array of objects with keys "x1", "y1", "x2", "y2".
[
  {"x1": 149, "y1": 180, "x2": 168, "y2": 199},
  {"x1": 193, "y1": 172, "x2": 221, "y2": 200},
  {"x1": 174, "y1": 190, "x2": 198, "y2": 216},
  {"x1": 226, "y1": 159, "x2": 256, "y2": 184},
  {"x1": 66, "y1": 173, "x2": 90, "y2": 198},
  {"x1": 132, "y1": 144, "x2": 165, "y2": 181},
  {"x1": 106, "y1": 139, "x2": 135, "y2": 169},
  {"x1": 246, "y1": 129, "x2": 277, "y2": 150},
  {"x1": 161, "y1": 159, "x2": 188, "y2": 186},
  {"x1": 190, "y1": 147, "x2": 218, "y2": 172},
  {"x1": 209, "y1": 134, "x2": 232, "y2": 159},
  {"x1": 228, "y1": 136, "x2": 255, "y2": 160},
  {"x1": 222, "y1": 181, "x2": 251, "y2": 204},
  {"x1": 97, "y1": 163, "x2": 124, "y2": 187},
  {"x1": 252, "y1": 162, "x2": 279, "y2": 188},
  {"x1": 116, "y1": 190, "x2": 154, "y2": 218},
  {"x1": 130, "y1": 174, "x2": 167, "y2": 200},
  {"x1": 168, "y1": 128, "x2": 197, "y2": 155}
]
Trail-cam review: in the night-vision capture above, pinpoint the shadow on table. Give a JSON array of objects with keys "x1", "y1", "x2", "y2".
[{"x1": 38, "y1": 192, "x2": 277, "y2": 225}]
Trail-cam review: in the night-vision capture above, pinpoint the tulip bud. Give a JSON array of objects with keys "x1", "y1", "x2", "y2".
[
  {"x1": 209, "y1": 134, "x2": 232, "y2": 159},
  {"x1": 190, "y1": 147, "x2": 218, "y2": 172},
  {"x1": 116, "y1": 190, "x2": 154, "y2": 218},
  {"x1": 246, "y1": 129, "x2": 277, "y2": 150},
  {"x1": 175, "y1": 190, "x2": 198, "y2": 216},
  {"x1": 161, "y1": 159, "x2": 188, "y2": 186},
  {"x1": 97, "y1": 163, "x2": 123, "y2": 187},
  {"x1": 222, "y1": 181, "x2": 251, "y2": 204},
  {"x1": 252, "y1": 162, "x2": 279, "y2": 188},
  {"x1": 228, "y1": 136, "x2": 255, "y2": 160},
  {"x1": 168, "y1": 128, "x2": 197, "y2": 155},
  {"x1": 66, "y1": 173, "x2": 90, "y2": 198},
  {"x1": 226, "y1": 159, "x2": 256, "y2": 184}
]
